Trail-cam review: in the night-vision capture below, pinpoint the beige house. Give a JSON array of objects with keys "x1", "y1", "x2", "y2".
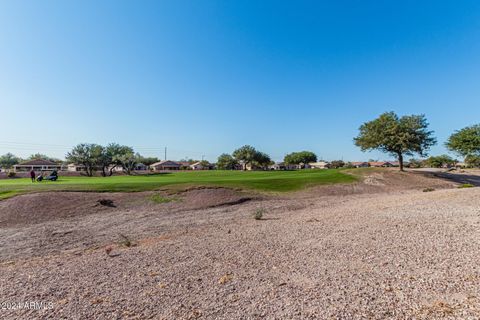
[
  {"x1": 350, "y1": 162, "x2": 369, "y2": 168},
  {"x1": 14, "y1": 159, "x2": 63, "y2": 172},
  {"x1": 150, "y1": 160, "x2": 181, "y2": 171},
  {"x1": 67, "y1": 163, "x2": 85, "y2": 172},
  {"x1": 190, "y1": 161, "x2": 209, "y2": 170},
  {"x1": 369, "y1": 161, "x2": 394, "y2": 167},
  {"x1": 308, "y1": 161, "x2": 330, "y2": 169}
]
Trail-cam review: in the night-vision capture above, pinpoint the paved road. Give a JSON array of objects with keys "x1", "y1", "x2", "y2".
[{"x1": 410, "y1": 168, "x2": 480, "y2": 186}]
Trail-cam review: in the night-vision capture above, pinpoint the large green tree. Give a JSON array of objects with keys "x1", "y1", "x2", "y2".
[
  {"x1": 354, "y1": 112, "x2": 436, "y2": 171},
  {"x1": 136, "y1": 155, "x2": 159, "y2": 166},
  {"x1": 111, "y1": 145, "x2": 137, "y2": 175},
  {"x1": 0, "y1": 153, "x2": 21, "y2": 169},
  {"x1": 284, "y1": 151, "x2": 317, "y2": 167},
  {"x1": 446, "y1": 124, "x2": 480, "y2": 158},
  {"x1": 232, "y1": 145, "x2": 258, "y2": 170},
  {"x1": 66, "y1": 143, "x2": 104, "y2": 176},
  {"x1": 216, "y1": 154, "x2": 238, "y2": 170},
  {"x1": 329, "y1": 160, "x2": 345, "y2": 169},
  {"x1": 465, "y1": 154, "x2": 480, "y2": 168},
  {"x1": 253, "y1": 152, "x2": 272, "y2": 169},
  {"x1": 29, "y1": 153, "x2": 61, "y2": 163},
  {"x1": 425, "y1": 155, "x2": 456, "y2": 168},
  {"x1": 232, "y1": 145, "x2": 272, "y2": 170}
]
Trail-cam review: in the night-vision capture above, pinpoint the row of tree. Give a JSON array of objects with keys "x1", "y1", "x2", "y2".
[
  {"x1": 218, "y1": 148, "x2": 325, "y2": 170},
  {"x1": 66, "y1": 143, "x2": 160, "y2": 176},
  {"x1": 0, "y1": 145, "x2": 164, "y2": 176},
  {"x1": 217, "y1": 145, "x2": 272, "y2": 170},
  {"x1": 354, "y1": 112, "x2": 480, "y2": 170},
  {"x1": 0, "y1": 153, "x2": 62, "y2": 169},
  {"x1": 2, "y1": 115, "x2": 480, "y2": 174}
]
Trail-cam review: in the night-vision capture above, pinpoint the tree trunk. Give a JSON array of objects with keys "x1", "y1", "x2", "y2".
[{"x1": 398, "y1": 153, "x2": 404, "y2": 171}]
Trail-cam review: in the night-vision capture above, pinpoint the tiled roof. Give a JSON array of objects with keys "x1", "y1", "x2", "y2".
[{"x1": 17, "y1": 159, "x2": 58, "y2": 166}]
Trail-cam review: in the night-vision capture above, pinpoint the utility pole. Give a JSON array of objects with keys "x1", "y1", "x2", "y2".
[
  {"x1": 164, "y1": 147, "x2": 167, "y2": 161},
  {"x1": 202, "y1": 155, "x2": 205, "y2": 161}
]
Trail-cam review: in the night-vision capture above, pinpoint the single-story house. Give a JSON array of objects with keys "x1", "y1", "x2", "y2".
[
  {"x1": 67, "y1": 163, "x2": 107, "y2": 172},
  {"x1": 368, "y1": 161, "x2": 394, "y2": 168},
  {"x1": 150, "y1": 160, "x2": 181, "y2": 171},
  {"x1": 308, "y1": 161, "x2": 330, "y2": 169},
  {"x1": 178, "y1": 161, "x2": 192, "y2": 170},
  {"x1": 389, "y1": 161, "x2": 410, "y2": 168},
  {"x1": 135, "y1": 163, "x2": 149, "y2": 171},
  {"x1": 269, "y1": 162, "x2": 286, "y2": 170},
  {"x1": 350, "y1": 162, "x2": 370, "y2": 168},
  {"x1": 455, "y1": 162, "x2": 467, "y2": 168},
  {"x1": 269, "y1": 162, "x2": 299, "y2": 170},
  {"x1": 67, "y1": 163, "x2": 85, "y2": 172},
  {"x1": 14, "y1": 159, "x2": 64, "y2": 172},
  {"x1": 190, "y1": 161, "x2": 212, "y2": 170}
]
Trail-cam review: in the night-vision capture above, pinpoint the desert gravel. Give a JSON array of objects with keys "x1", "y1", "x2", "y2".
[{"x1": 0, "y1": 175, "x2": 479, "y2": 319}]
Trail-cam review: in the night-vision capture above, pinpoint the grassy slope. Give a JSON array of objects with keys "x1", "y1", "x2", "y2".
[{"x1": 0, "y1": 169, "x2": 357, "y2": 199}]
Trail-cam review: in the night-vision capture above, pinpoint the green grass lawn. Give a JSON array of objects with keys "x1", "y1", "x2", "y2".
[{"x1": 0, "y1": 169, "x2": 357, "y2": 200}]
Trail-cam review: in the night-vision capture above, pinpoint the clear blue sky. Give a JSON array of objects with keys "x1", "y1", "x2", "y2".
[{"x1": 1, "y1": 1, "x2": 480, "y2": 162}]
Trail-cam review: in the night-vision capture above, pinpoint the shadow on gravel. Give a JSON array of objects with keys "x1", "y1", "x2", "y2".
[
  {"x1": 433, "y1": 173, "x2": 480, "y2": 186},
  {"x1": 207, "y1": 197, "x2": 253, "y2": 208}
]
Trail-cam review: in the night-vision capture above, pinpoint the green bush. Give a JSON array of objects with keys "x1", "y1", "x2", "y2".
[
  {"x1": 458, "y1": 184, "x2": 474, "y2": 189},
  {"x1": 149, "y1": 194, "x2": 178, "y2": 203},
  {"x1": 7, "y1": 171, "x2": 16, "y2": 178},
  {"x1": 253, "y1": 208, "x2": 265, "y2": 220}
]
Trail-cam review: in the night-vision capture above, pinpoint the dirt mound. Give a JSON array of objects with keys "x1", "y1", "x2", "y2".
[
  {"x1": 297, "y1": 168, "x2": 458, "y2": 198},
  {"x1": 0, "y1": 188, "x2": 255, "y2": 228},
  {"x1": 0, "y1": 192, "x2": 131, "y2": 227},
  {"x1": 164, "y1": 187, "x2": 254, "y2": 209}
]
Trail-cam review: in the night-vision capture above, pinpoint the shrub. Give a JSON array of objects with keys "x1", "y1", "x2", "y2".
[
  {"x1": 7, "y1": 171, "x2": 16, "y2": 178},
  {"x1": 218, "y1": 273, "x2": 233, "y2": 284},
  {"x1": 343, "y1": 162, "x2": 355, "y2": 169},
  {"x1": 423, "y1": 188, "x2": 435, "y2": 192},
  {"x1": 330, "y1": 160, "x2": 345, "y2": 169},
  {"x1": 458, "y1": 184, "x2": 474, "y2": 189},
  {"x1": 98, "y1": 199, "x2": 115, "y2": 207},
  {"x1": 253, "y1": 208, "x2": 265, "y2": 220},
  {"x1": 118, "y1": 234, "x2": 134, "y2": 247},
  {"x1": 149, "y1": 194, "x2": 178, "y2": 203},
  {"x1": 105, "y1": 246, "x2": 113, "y2": 256}
]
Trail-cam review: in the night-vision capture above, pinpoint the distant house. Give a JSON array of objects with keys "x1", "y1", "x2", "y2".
[
  {"x1": 389, "y1": 161, "x2": 410, "y2": 168},
  {"x1": 190, "y1": 161, "x2": 212, "y2": 170},
  {"x1": 67, "y1": 163, "x2": 85, "y2": 172},
  {"x1": 368, "y1": 161, "x2": 394, "y2": 168},
  {"x1": 270, "y1": 162, "x2": 294, "y2": 170},
  {"x1": 135, "y1": 163, "x2": 149, "y2": 171},
  {"x1": 455, "y1": 162, "x2": 467, "y2": 168},
  {"x1": 14, "y1": 159, "x2": 63, "y2": 172},
  {"x1": 270, "y1": 162, "x2": 286, "y2": 170},
  {"x1": 350, "y1": 162, "x2": 369, "y2": 168},
  {"x1": 150, "y1": 160, "x2": 181, "y2": 171},
  {"x1": 269, "y1": 162, "x2": 299, "y2": 170},
  {"x1": 68, "y1": 163, "x2": 107, "y2": 172},
  {"x1": 178, "y1": 161, "x2": 192, "y2": 170},
  {"x1": 308, "y1": 161, "x2": 330, "y2": 169}
]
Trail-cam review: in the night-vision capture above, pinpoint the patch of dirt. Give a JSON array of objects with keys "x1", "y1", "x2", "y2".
[
  {"x1": 0, "y1": 188, "x2": 257, "y2": 228},
  {"x1": 300, "y1": 168, "x2": 458, "y2": 198},
  {"x1": 0, "y1": 192, "x2": 129, "y2": 227}
]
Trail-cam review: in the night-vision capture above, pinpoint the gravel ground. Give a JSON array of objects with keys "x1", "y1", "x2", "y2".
[{"x1": 0, "y1": 172, "x2": 479, "y2": 319}]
